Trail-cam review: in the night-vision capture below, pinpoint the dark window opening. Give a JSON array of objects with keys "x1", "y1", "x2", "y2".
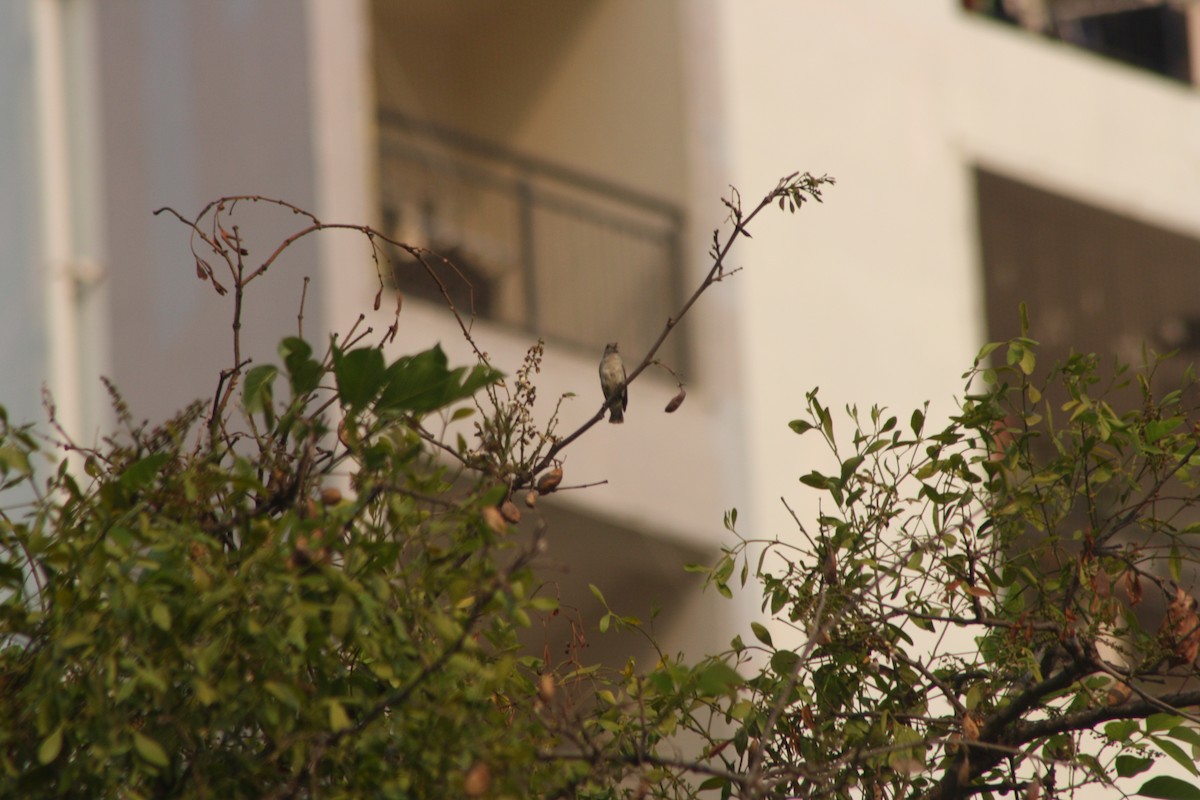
[
  {"x1": 963, "y1": 1, "x2": 1193, "y2": 83},
  {"x1": 976, "y1": 166, "x2": 1200, "y2": 380}
]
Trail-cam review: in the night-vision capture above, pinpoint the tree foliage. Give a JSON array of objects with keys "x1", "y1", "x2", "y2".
[
  {"x1": 4, "y1": 176, "x2": 1200, "y2": 800},
  {"x1": 701, "y1": 315, "x2": 1200, "y2": 799}
]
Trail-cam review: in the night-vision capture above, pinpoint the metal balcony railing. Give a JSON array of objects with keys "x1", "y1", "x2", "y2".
[{"x1": 377, "y1": 109, "x2": 686, "y2": 370}]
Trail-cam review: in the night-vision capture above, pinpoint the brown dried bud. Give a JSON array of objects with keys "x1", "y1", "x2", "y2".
[
  {"x1": 822, "y1": 548, "x2": 838, "y2": 584},
  {"x1": 800, "y1": 704, "x2": 816, "y2": 731},
  {"x1": 292, "y1": 535, "x2": 313, "y2": 568},
  {"x1": 320, "y1": 487, "x2": 343, "y2": 506},
  {"x1": 524, "y1": 490, "x2": 537, "y2": 508},
  {"x1": 664, "y1": 387, "x2": 686, "y2": 413},
  {"x1": 1122, "y1": 569, "x2": 1143, "y2": 607},
  {"x1": 536, "y1": 468, "x2": 564, "y2": 495},
  {"x1": 1106, "y1": 681, "x2": 1132, "y2": 706},
  {"x1": 1160, "y1": 586, "x2": 1200, "y2": 666},
  {"x1": 537, "y1": 673, "x2": 556, "y2": 703},
  {"x1": 463, "y1": 762, "x2": 491, "y2": 797},
  {"x1": 961, "y1": 712, "x2": 981, "y2": 742},
  {"x1": 1024, "y1": 777, "x2": 1042, "y2": 800},
  {"x1": 482, "y1": 506, "x2": 507, "y2": 534},
  {"x1": 337, "y1": 419, "x2": 356, "y2": 449},
  {"x1": 499, "y1": 500, "x2": 521, "y2": 524}
]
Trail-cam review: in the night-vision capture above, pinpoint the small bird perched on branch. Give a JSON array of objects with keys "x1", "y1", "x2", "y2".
[{"x1": 599, "y1": 343, "x2": 628, "y2": 424}]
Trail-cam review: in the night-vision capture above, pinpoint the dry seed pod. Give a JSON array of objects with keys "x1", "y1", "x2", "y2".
[
  {"x1": 482, "y1": 506, "x2": 507, "y2": 535},
  {"x1": 536, "y1": 468, "x2": 564, "y2": 495},
  {"x1": 463, "y1": 762, "x2": 491, "y2": 797},
  {"x1": 538, "y1": 673, "x2": 556, "y2": 703},
  {"x1": 524, "y1": 490, "x2": 537, "y2": 508},
  {"x1": 320, "y1": 487, "x2": 343, "y2": 506},
  {"x1": 664, "y1": 388, "x2": 686, "y2": 413},
  {"x1": 499, "y1": 500, "x2": 521, "y2": 524}
]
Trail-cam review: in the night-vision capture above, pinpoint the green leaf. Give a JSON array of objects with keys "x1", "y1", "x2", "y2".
[
  {"x1": 150, "y1": 603, "x2": 171, "y2": 632},
  {"x1": 910, "y1": 408, "x2": 924, "y2": 436},
  {"x1": 976, "y1": 341, "x2": 1002, "y2": 361},
  {"x1": 799, "y1": 471, "x2": 834, "y2": 490},
  {"x1": 328, "y1": 699, "x2": 352, "y2": 732},
  {"x1": 1138, "y1": 776, "x2": 1200, "y2": 800},
  {"x1": 750, "y1": 622, "x2": 773, "y2": 647},
  {"x1": 1147, "y1": 713, "x2": 1184, "y2": 733},
  {"x1": 192, "y1": 679, "x2": 218, "y2": 706},
  {"x1": 789, "y1": 419, "x2": 815, "y2": 434},
  {"x1": 330, "y1": 593, "x2": 354, "y2": 640},
  {"x1": 1146, "y1": 417, "x2": 1183, "y2": 444},
  {"x1": 1115, "y1": 754, "x2": 1153, "y2": 778},
  {"x1": 287, "y1": 613, "x2": 308, "y2": 650},
  {"x1": 530, "y1": 596, "x2": 559, "y2": 612},
  {"x1": 770, "y1": 650, "x2": 800, "y2": 679},
  {"x1": 1105, "y1": 719, "x2": 1139, "y2": 743},
  {"x1": 242, "y1": 364, "x2": 279, "y2": 416},
  {"x1": 332, "y1": 345, "x2": 387, "y2": 413},
  {"x1": 279, "y1": 337, "x2": 322, "y2": 396},
  {"x1": 1167, "y1": 725, "x2": 1200, "y2": 749},
  {"x1": 119, "y1": 453, "x2": 172, "y2": 492},
  {"x1": 0, "y1": 445, "x2": 32, "y2": 478},
  {"x1": 133, "y1": 731, "x2": 169, "y2": 768},
  {"x1": 840, "y1": 455, "x2": 864, "y2": 482},
  {"x1": 59, "y1": 631, "x2": 92, "y2": 649},
  {"x1": 38, "y1": 725, "x2": 63, "y2": 765},
  {"x1": 375, "y1": 345, "x2": 501, "y2": 415},
  {"x1": 694, "y1": 662, "x2": 743, "y2": 697},
  {"x1": 1151, "y1": 736, "x2": 1199, "y2": 776},
  {"x1": 1019, "y1": 346, "x2": 1036, "y2": 375},
  {"x1": 264, "y1": 680, "x2": 302, "y2": 709}
]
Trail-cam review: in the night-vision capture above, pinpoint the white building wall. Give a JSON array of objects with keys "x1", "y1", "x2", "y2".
[
  {"x1": 92, "y1": 0, "x2": 323, "y2": 424},
  {"x1": 690, "y1": 2, "x2": 986, "y2": 549},
  {"x1": 695, "y1": 0, "x2": 1200, "y2": 555},
  {"x1": 0, "y1": 1, "x2": 48, "y2": 428}
]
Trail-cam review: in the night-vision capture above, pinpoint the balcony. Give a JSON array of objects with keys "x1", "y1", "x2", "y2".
[{"x1": 377, "y1": 109, "x2": 686, "y2": 370}]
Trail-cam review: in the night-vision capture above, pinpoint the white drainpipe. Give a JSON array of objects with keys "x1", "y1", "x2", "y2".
[{"x1": 32, "y1": 0, "x2": 106, "y2": 446}]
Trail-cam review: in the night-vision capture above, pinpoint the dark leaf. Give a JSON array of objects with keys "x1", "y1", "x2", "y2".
[
  {"x1": 1138, "y1": 776, "x2": 1200, "y2": 800},
  {"x1": 332, "y1": 345, "x2": 386, "y2": 413}
]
